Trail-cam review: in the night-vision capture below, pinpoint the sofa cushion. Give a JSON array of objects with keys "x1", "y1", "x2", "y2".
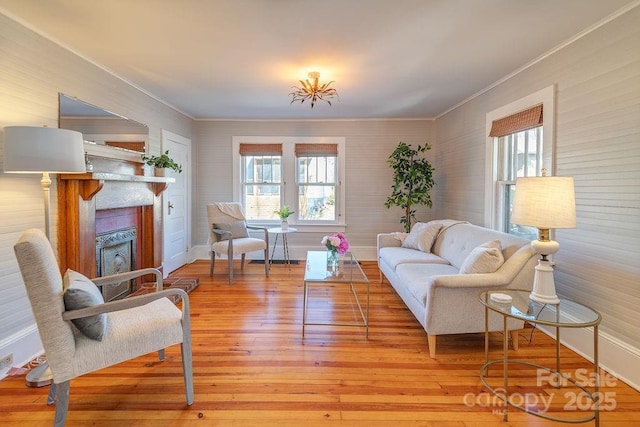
[
  {"x1": 401, "y1": 222, "x2": 443, "y2": 252},
  {"x1": 396, "y1": 263, "x2": 460, "y2": 305},
  {"x1": 63, "y1": 269, "x2": 107, "y2": 341},
  {"x1": 379, "y1": 247, "x2": 450, "y2": 271},
  {"x1": 459, "y1": 240, "x2": 504, "y2": 274}
]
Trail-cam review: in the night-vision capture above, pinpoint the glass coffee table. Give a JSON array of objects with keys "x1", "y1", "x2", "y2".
[{"x1": 303, "y1": 251, "x2": 369, "y2": 338}]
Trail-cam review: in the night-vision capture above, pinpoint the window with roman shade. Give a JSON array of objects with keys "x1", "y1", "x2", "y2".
[
  {"x1": 295, "y1": 144, "x2": 338, "y2": 221},
  {"x1": 484, "y1": 86, "x2": 555, "y2": 237},
  {"x1": 239, "y1": 143, "x2": 283, "y2": 220},
  {"x1": 233, "y1": 137, "x2": 346, "y2": 227}
]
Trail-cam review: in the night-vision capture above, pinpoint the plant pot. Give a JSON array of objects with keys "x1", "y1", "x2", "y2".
[
  {"x1": 281, "y1": 219, "x2": 289, "y2": 230},
  {"x1": 154, "y1": 167, "x2": 166, "y2": 177}
]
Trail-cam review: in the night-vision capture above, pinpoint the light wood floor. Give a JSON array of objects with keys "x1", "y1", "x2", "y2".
[{"x1": 1, "y1": 260, "x2": 639, "y2": 426}]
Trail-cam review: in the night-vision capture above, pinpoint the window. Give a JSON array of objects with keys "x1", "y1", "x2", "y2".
[
  {"x1": 496, "y1": 127, "x2": 543, "y2": 239},
  {"x1": 485, "y1": 86, "x2": 555, "y2": 238},
  {"x1": 233, "y1": 137, "x2": 345, "y2": 229},
  {"x1": 295, "y1": 144, "x2": 337, "y2": 221},
  {"x1": 239, "y1": 144, "x2": 282, "y2": 220}
]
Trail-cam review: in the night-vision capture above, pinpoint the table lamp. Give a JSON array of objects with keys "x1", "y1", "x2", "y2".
[
  {"x1": 511, "y1": 173, "x2": 576, "y2": 304},
  {"x1": 3, "y1": 125, "x2": 86, "y2": 387}
]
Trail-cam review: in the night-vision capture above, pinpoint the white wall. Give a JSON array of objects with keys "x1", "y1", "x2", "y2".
[
  {"x1": 0, "y1": 13, "x2": 193, "y2": 375},
  {"x1": 434, "y1": 7, "x2": 640, "y2": 389},
  {"x1": 193, "y1": 119, "x2": 435, "y2": 261}
]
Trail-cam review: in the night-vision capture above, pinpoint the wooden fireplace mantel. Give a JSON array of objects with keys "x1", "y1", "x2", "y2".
[
  {"x1": 59, "y1": 172, "x2": 175, "y2": 199},
  {"x1": 57, "y1": 171, "x2": 174, "y2": 278}
]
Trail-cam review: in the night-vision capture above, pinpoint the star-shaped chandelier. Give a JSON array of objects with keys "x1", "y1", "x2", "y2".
[{"x1": 289, "y1": 72, "x2": 338, "y2": 108}]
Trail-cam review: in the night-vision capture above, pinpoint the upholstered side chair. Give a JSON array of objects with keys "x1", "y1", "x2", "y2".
[
  {"x1": 206, "y1": 202, "x2": 269, "y2": 284},
  {"x1": 13, "y1": 228, "x2": 194, "y2": 427}
]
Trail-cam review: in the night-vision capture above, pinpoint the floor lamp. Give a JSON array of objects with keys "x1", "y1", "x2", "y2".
[
  {"x1": 3, "y1": 126, "x2": 86, "y2": 387},
  {"x1": 511, "y1": 174, "x2": 576, "y2": 305}
]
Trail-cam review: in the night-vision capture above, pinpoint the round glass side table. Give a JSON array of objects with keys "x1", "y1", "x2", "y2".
[{"x1": 479, "y1": 289, "x2": 602, "y2": 425}]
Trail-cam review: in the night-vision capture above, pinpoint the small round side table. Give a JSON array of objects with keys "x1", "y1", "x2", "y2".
[{"x1": 267, "y1": 227, "x2": 297, "y2": 269}]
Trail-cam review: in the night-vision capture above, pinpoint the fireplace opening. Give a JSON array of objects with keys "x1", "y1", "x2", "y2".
[{"x1": 96, "y1": 227, "x2": 137, "y2": 301}]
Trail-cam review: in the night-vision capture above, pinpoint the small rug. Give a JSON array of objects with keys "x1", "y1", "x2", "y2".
[
  {"x1": 249, "y1": 259, "x2": 300, "y2": 265},
  {"x1": 129, "y1": 277, "x2": 199, "y2": 304}
]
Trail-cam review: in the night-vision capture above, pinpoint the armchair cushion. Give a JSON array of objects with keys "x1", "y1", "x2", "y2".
[
  {"x1": 63, "y1": 269, "x2": 107, "y2": 341},
  {"x1": 459, "y1": 240, "x2": 504, "y2": 274},
  {"x1": 213, "y1": 220, "x2": 249, "y2": 241}
]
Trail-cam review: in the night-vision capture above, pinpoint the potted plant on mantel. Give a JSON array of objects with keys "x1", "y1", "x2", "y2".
[
  {"x1": 141, "y1": 150, "x2": 183, "y2": 176},
  {"x1": 384, "y1": 141, "x2": 435, "y2": 232}
]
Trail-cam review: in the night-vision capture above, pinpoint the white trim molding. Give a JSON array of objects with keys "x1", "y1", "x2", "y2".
[
  {"x1": 538, "y1": 319, "x2": 640, "y2": 392},
  {"x1": 0, "y1": 325, "x2": 44, "y2": 380}
]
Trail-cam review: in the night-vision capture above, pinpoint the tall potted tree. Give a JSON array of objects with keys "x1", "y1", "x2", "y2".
[{"x1": 384, "y1": 142, "x2": 435, "y2": 232}]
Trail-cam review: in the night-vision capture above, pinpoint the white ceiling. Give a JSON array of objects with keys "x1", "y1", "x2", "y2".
[{"x1": 1, "y1": 0, "x2": 636, "y2": 120}]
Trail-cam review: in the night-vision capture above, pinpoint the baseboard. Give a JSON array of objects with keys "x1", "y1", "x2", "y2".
[
  {"x1": 537, "y1": 320, "x2": 640, "y2": 392},
  {"x1": 0, "y1": 325, "x2": 44, "y2": 380}
]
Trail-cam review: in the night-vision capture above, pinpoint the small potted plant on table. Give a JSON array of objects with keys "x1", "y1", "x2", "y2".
[{"x1": 275, "y1": 205, "x2": 295, "y2": 229}]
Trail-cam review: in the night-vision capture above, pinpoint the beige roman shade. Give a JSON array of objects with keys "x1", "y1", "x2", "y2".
[
  {"x1": 489, "y1": 104, "x2": 543, "y2": 138},
  {"x1": 295, "y1": 143, "x2": 338, "y2": 157},
  {"x1": 239, "y1": 143, "x2": 282, "y2": 156}
]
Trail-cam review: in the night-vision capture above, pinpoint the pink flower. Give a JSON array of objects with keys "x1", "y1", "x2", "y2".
[{"x1": 322, "y1": 232, "x2": 349, "y2": 255}]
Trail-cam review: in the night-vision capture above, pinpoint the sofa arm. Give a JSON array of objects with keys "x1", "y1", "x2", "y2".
[
  {"x1": 429, "y1": 244, "x2": 536, "y2": 288},
  {"x1": 427, "y1": 271, "x2": 513, "y2": 289},
  {"x1": 423, "y1": 273, "x2": 528, "y2": 336},
  {"x1": 377, "y1": 232, "x2": 403, "y2": 252}
]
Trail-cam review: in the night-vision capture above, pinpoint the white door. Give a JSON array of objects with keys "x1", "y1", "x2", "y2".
[{"x1": 161, "y1": 130, "x2": 191, "y2": 276}]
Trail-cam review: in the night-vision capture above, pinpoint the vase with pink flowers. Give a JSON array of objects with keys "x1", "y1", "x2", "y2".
[{"x1": 321, "y1": 232, "x2": 349, "y2": 269}]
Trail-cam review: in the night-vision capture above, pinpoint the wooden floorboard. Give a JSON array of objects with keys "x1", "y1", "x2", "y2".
[{"x1": 1, "y1": 260, "x2": 638, "y2": 426}]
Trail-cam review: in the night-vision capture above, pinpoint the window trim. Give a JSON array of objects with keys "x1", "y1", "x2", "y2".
[
  {"x1": 484, "y1": 85, "x2": 555, "y2": 230},
  {"x1": 232, "y1": 136, "x2": 346, "y2": 231}
]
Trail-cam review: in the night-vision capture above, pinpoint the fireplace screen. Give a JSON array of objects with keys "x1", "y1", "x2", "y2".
[{"x1": 96, "y1": 227, "x2": 137, "y2": 301}]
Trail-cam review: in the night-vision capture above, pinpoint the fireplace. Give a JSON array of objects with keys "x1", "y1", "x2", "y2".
[
  {"x1": 96, "y1": 226, "x2": 137, "y2": 301},
  {"x1": 57, "y1": 154, "x2": 173, "y2": 283}
]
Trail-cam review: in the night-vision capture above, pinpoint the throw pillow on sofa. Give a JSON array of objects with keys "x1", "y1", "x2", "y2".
[
  {"x1": 63, "y1": 269, "x2": 108, "y2": 341},
  {"x1": 401, "y1": 221, "x2": 443, "y2": 253},
  {"x1": 459, "y1": 240, "x2": 505, "y2": 274},
  {"x1": 391, "y1": 232, "x2": 409, "y2": 243}
]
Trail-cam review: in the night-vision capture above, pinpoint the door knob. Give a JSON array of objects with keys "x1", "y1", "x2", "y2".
[{"x1": 168, "y1": 201, "x2": 174, "y2": 215}]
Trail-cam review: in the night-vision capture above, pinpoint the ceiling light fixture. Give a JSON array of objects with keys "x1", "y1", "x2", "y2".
[{"x1": 289, "y1": 72, "x2": 338, "y2": 108}]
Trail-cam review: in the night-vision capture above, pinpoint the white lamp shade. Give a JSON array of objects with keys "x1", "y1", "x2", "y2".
[
  {"x1": 3, "y1": 126, "x2": 86, "y2": 173},
  {"x1": 511, "y1": 176, "x2": 576, "y2": 229}
]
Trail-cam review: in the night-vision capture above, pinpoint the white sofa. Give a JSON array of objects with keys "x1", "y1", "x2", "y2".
[{"x1": 377, "y1": 220, "x2": 538, "y2": 357}]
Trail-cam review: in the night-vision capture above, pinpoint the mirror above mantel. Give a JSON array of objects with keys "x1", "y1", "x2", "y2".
[{"x1": 58, "y1": 93, "x2": 149, "y2": 163}]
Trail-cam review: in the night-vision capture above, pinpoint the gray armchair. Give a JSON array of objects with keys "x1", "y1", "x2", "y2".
[
  {"x1": 13, "y1": 228, "x2": 194, "y2": 427},
  {"x1": 207, "y1": 202, "x2": 269, "y2": 284}
]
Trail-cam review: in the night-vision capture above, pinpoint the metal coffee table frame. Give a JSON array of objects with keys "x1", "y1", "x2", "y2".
[{"x1": 303, "y1": 251, "x2": 369, "y2": 338}]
